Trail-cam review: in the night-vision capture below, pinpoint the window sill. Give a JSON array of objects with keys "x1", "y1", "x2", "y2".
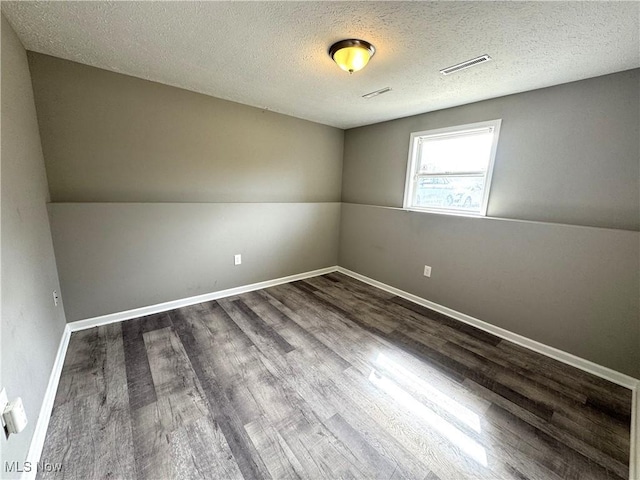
[{"x1": 402, "y1": 206, "x2": 486, "y2": 219}]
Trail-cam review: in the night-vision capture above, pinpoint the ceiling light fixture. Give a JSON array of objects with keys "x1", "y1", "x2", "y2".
[{"x1": 329, "y1": 39, "x2": 375, "y2": 74}]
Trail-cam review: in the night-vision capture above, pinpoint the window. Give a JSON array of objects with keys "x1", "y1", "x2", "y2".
[{"x1": 403, "y1": 119, "x2": 501, "y2": 216}]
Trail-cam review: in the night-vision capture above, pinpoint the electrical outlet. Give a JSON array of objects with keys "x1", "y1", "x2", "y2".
[
  {"x1": 423, "y1": 265, "x2": 432, "y2": 277},
  {"x1": 3, "y1": 398, "x2": 27, "y2": 434},
  {"x1": 0, "y1": 388, "x2": 8, "y2": 438},
  {"x1": 234, "y1": 254, "x2": 242, "y2": 266},
  {"x1": 52, "y1": 290, "x2": 60, "y2": 306},
  {"x1": 0, "y1": 389, "x2": 7, "y2": 416}
]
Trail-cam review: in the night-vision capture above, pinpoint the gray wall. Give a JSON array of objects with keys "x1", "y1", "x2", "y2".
[
  {"x1": 28, "y1": 53, "x2": 344, "y2": 203},
  {"x1": 49, "y1": 202, "x2": 340, "y2": 322},
  {"x1": 343, "y1": 70, "x2": 639, "y2": 231},
  {"x1": 29, "y1": 54, "x2": 344, "y2": 322},
  {"x1": 339, "y1": 204, "x2": 639, "y2": 377},
  {"x1": 1, "y1": 15, "x2": 67, "y2": 473},
  {"x1": 22, "y1": 47, "x2": 640, "y2": 379},
  {"x1": 340, "y1": 70, "x2": 640, "y2": 377}
]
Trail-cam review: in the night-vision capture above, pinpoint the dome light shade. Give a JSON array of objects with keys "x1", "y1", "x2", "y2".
[{"x1": 329, "y1": 39, "x2": 375, "y2": 74}]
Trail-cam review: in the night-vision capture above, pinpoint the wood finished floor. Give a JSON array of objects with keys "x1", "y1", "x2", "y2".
[{"x1": 38, "y1": 273, "x2": 632, "y2": 480}]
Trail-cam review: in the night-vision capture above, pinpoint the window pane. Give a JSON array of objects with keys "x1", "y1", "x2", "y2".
[
  {"x1": 414, "y1": 176, "x2": 485, "y2": 212},
  {"x1": 418, "y1": 129, "x2": 494, "y2": 174},
  {"x1": 404, "y1": 119, "x2": 501, "y2": 216}
]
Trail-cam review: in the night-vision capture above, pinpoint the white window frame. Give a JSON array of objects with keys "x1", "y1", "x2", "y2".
[{"x1": 403, "y1": 119, "x2": 501, "y2": 217}]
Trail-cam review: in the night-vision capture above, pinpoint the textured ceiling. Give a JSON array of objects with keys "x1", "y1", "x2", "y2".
[{"x1": 2, "y1": 1, "x2": 639, "y2": 129}]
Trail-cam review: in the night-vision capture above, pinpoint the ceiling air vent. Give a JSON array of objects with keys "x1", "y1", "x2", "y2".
[
  {"x1": 440, "y1": 54, "x2": 492, "y2": 75},
  {"x1": 362, "y1": 87, "x2": 392, "y2": 99}
]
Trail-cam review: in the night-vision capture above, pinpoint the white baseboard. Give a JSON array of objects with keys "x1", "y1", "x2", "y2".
[
  {"x1": 631, "y1": 387, "x2": 639, "y2": 480},
  {"x1": 336, "y1": 267, "x2": 639, "y2": 389},
  {"x1": 335, "y1": 267, "x2": 639, "y2": 480},
  {"x1": 68, "y1": 266, "x2": 338, "y2": 332},
  {"x1": 23, "y1": 266, "x2": 337, "y2": 477},
  {"x1": 65, "y1": 263, "x2": 640, "y2": 388},
  {"x1": 39, "y1": 265, "x2": 639, "y2": 479},
  {"x1": 22, "y1": 324, "x2": 71, "y2": 480}
]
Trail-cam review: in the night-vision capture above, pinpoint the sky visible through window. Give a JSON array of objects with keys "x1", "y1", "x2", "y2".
[{"x1": 419, "y1": 130, "x2": 494, "y2": 174}]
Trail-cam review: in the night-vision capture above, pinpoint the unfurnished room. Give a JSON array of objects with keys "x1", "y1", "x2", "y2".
[{"x1": 0, "y1": 1, "x2": 639, "y2": 479}]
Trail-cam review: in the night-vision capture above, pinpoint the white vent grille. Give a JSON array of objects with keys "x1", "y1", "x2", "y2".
[
  {"x1": 362, "y1": 87, "x2": 392, "y2": 99},
  {"x1": 440, "y1": 55, "x2": 492, "y2": 75}
]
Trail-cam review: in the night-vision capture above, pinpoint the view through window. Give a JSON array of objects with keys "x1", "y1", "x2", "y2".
[{"x1": 403, "y1": 120, "x2": 501, "y2": 216}]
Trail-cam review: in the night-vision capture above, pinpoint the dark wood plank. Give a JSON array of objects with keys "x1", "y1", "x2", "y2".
[
  {"x1": 439, "y1": 341, "x2": 629, "y2": 455},
  {"x1": 263, "y1": 284, "x2": 390, "y2": 376},
  {"x1": 484, "y1": 404, "x2": 626, "y2": 480},
  {"x1": 139, "y1": 312, "x2": 173, "y2": 332},
  {"x1": 288, "y1": 281, "x2": 375, "y2": 332},
  {"x1": 39, "y1": 324, "x2": 135, "y2": 480},
  {"x1": 339, "y1": 366, "x2": 502, "y2": 479},
  {"x1": 241, "y1": 290, "x2": 351, "y2": 373},
  {"x1": 130, "y1": 402, "x2": 172, "y2": 479},
  {"x1": 323, "y1": 412, "x2": 397, "y2": 479},
  {"x1": 314, "y1": 273, "x2": 395, "y2": 302},
  {"x1": 170, "y1": 303, "x2": 272, "y2": 480},
  {"x1": 244, "y1": 415, "x2": 306, "y2": 479},
  {"x1": 53, "y1": 327, "x2": 107, "y2": 407},
  {"x1": 122, "y1": 317, "x2": 158, "y2": 410},
  {"x1": 390, "y1": 296, "x2": 502, "y2": 346},
  {"x1": 39, "y1": 274, "x2": 632, "y2": 480},
  {"x1": 249, "y1": 291, "x2": 436, "y2": 478},
  {"x1": 497, "y1": 341, "x2": 632, "y2": 418},
  {"x1": 264, "y1": 283, "x2": 526, "y2": 422},
  {"x1": 274, "y1": 409, "x2": 374, "y2": 479},
  {"x1": 170, "y1": 414, "x2": 243, "y2": 479},
  {"x1": 306, "y1": 280, "x2": 400, "y2": 333},
  {"x1": 143, "y1": 326, "x2": 209, "y2": 431},
  {"x1": 231, "y1": 298, "x2": 296, "y2": 353},
  {"x1": 315, "y1": 273, "x2": 596, "y2": 418},
  {"x1": 464, "y1": 379, "x2": 629, "y2": 479}
]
